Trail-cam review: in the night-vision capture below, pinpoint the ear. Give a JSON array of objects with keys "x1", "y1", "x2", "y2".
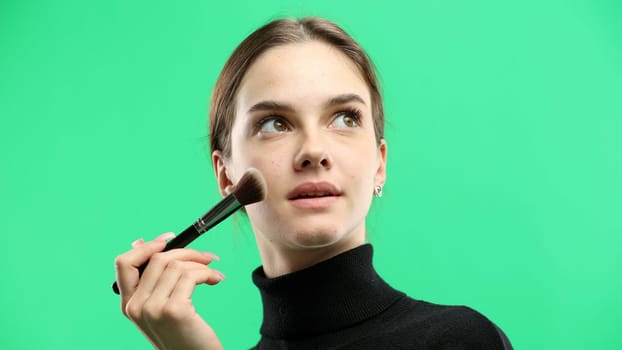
[
  {"x1": 212, "y1": 150, "x2": 235, "y2": 197},
  {"x1": 375, "y1": 139, "x2": 387, "y2": 187}
]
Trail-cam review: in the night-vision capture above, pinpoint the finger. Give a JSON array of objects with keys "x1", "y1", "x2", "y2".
[
  {"x1": 170, "y1": 268, "x2": 225, "y2": 301},
  {"x1": 116, "y1": 232, "x2": 177, "y2": 293},
  {"x1": 115, "y1": 239, "x2": 168, "y2": 313},
  {"x1": 116, "y1": 232, "x2": 176, "y2": 277},
  {"x1": 154, "y1": 232, "x2": 175, "y2": 242},
  {"x1": 201, "y1": 252, "x2": 221, "y2": 262},
  {"x1": 131, "y1": 238, "x2": 145, "y2": 248},
  {"x1": 148, "y1": 261, "x2": 210, "y2": 300},
  {"x1": 134, "y1": 249, "x2": 217, "y2": 298},
  {"x1": 135, "y1": 262, "x2": 204, "y2": 323},
  {"x1": 115, "y1": 241, "x2": 166, "y2": 293}
]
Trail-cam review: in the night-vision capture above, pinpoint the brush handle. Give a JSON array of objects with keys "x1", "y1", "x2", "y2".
[{"x1": 112, "y1": 194, "x2": 241, "y2": 295}]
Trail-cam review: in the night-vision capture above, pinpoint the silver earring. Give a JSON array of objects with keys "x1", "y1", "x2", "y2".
[{"x1": 373, "y1": 185, "x2": 383, "y2": 198}]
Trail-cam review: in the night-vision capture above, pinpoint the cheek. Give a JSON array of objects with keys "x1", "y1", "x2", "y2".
[
  {"x1": 231, "y1": 135, "x2": 289, "y2": 175},
  {"x1": 335, "y1": 143, "x2": 379, "y2": 182},
  {"x1": 234, "y1": 144, "x2": 292, "y2": 198},
  {"x1": 252, "y1": 150, "x2": 288, "y2": 178}
]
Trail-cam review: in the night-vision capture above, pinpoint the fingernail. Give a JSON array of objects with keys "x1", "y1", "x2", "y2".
[
  {"x1": 202, "y1": 252, "x2": 221, "y2": 261},
  {"x1": 155, "y1": 232, "x2": 176, "y2": 242},
  {"x1": 131, "y1": 238, "x2": 144, "y2": 248},
  {"x1": 216, "y1": 271, "x2": 226, "y2": 281}
]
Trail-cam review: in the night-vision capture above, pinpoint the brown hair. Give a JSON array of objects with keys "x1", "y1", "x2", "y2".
[{"x1": 209, "y1": 17, "x2": 384, "y2": 158}]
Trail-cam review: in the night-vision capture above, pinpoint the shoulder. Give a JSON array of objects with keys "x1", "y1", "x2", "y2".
[{"x1": 377, "y1": 297, "x2": 512, "y2": 349}]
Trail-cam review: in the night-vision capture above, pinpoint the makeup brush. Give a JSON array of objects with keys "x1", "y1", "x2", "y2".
[{"x1": 112, "y1": 168, "x2": 267, "y2": 295}]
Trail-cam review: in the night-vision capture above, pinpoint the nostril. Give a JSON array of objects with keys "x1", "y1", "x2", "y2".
[{"x1": 296, "y1": 155, "x2": 330, "y2": 170}]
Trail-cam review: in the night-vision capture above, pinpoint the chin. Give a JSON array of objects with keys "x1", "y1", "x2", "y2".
[
  {"x1": 288, "y1": 227, "x2": 344, "y2": 249},
  {"x1": 286, "y1": 224, "x2": 366, "y2": 251}
]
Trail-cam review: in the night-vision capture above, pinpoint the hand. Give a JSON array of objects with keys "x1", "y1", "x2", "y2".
[{"x1": 114, "y1": 232, "x2": 225, "y2": 350}]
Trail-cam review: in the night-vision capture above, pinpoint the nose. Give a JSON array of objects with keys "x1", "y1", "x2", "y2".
[{"x1": 293, "y1": 132, "x2": 332, "y2": 171}]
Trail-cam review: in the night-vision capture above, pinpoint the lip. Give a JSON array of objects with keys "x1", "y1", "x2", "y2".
[{"x1": 287, "y1": 181, "x2": 342, "y2": 209}]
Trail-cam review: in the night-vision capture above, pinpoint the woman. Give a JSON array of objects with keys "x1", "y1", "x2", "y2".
[{"x1": 114, "y1": 17, "x2": 513, "y2": 349}]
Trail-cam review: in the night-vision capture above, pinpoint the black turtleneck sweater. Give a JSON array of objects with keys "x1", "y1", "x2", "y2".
[{"x1": 251, "y1": 244, "x2": 512, "y2": 350}]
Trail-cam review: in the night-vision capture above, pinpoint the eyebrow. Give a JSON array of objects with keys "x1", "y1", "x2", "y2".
[
  {"x1": 247, "y1": 93, "x2": 367, "y2": 114},
  {"x1": 325, "y1": 93, "x2": 367, "y2": 108},
  {"x1": 248, "y1": 101, "x2": 295, "y2": 113}
]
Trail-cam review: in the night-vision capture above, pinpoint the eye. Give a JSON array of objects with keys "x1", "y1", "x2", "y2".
[
  {"x1": 257, "y1": 117, "x2": 289, "y2": 133},
  {"x1": 331, "y1": 109, "x2": 362, "y2": 129}
]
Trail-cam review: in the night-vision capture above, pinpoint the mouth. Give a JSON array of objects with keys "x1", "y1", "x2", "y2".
[
  {"x1": 287, "y1": 182, "x2": 342, "y2": 209},
  {"x1": 287, "y1": 182, "x2": 342, "y2": 199},
  {"x1": 289, "y1": 191, "x2": 337, "y2": 199}
]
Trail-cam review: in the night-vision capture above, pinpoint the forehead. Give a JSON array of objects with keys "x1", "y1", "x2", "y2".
[{"x1": 236, "y1": 41, "x2": 371, "y2": 110}]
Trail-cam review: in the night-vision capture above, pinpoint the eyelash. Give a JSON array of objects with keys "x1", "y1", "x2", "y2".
[
  {"x1": 254, "y1": 107, "x2": 363, "y2": 134},
  {"x1": 333, "y1": 108, "x2": 363, "y2": 127},
  {"x1": 254, "y1": 115, "x2": 289, "y2": 134}
]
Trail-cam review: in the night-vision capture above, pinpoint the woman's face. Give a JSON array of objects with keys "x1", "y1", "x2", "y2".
[{"x1": 214, "y1": 40, "x2": 386, "y2": 253}]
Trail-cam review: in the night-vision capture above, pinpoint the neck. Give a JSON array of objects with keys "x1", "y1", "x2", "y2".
[
  {"x1": 253, "y1": 230, "x2": 365, "y2": 278},
  {"x1": 252, "y1": 244, "x2": 405, "y2": 339}
]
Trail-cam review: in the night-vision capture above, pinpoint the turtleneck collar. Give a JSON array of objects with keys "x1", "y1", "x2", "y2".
[{"x1": 252, "y1": 244, "x2": 405, "y2": 339}]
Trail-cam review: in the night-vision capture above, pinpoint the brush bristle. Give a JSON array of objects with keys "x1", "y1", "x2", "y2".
[{"x1": 232, "y1": 168, "x2": 267, "y2": 206}]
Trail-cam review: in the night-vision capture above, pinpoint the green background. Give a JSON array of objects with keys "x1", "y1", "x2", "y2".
[{"x1": 1, "y1": 0, "x2": 620, "y2": 348}]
